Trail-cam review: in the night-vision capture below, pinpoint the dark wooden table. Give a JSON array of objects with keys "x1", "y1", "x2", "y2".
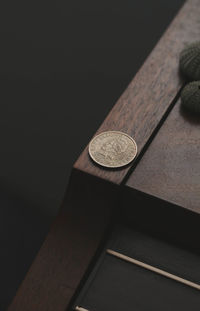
[{"x1": 8, "y1": 0, "x2": 200, "y2": 310}]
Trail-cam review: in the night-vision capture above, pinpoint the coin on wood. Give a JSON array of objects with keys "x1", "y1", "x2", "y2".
[{"x1": 88, "y1": 131, "x2": 137, "y2": 168}]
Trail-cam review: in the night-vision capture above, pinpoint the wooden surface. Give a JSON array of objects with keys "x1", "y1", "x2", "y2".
[
  {"x1": 8, "y1": 171, "x2": 118, "y2": 311},
  {"x1": 8, "y1": 0, "x2": 200, "y2": 310},
  {"x1": 74, "y1": 0, "x2": 200, "y2": 185},
  {"x1": 126, "y1": 98, "x2": 200, "y2": 213}
]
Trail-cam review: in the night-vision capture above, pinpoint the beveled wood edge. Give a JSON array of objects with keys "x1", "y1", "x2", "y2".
[
  {"x1": 74, "y1": 0, "x2": 199, "y2": 185},
  {"x1": 125, "y1": 96, "x2": 200, "y2": 214}
]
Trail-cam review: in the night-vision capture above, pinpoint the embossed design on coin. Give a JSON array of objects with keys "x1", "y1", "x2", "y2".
[{"x1": 89, "y1": 131, "x2": 137, "y2": 168}]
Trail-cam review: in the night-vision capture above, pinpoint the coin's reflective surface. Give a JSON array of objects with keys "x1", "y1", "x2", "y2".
[{"x1": 89, "y1": 131, "x2": 137, "y2": 168}]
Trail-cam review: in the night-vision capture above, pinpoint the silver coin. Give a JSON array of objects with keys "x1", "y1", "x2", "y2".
[{"x1": 89, "y1": 131, "x2": 137, "y2": 168}]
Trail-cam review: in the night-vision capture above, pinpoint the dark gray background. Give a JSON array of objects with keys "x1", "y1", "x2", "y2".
[{"x1": 0, "y1": 0, "x2": 183, "y2": 309}]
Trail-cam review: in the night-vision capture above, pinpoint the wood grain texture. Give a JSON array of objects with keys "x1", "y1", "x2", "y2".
[
  {"x1": 126, "y1": 98, "x2": 200, "y2": 213},
  {"x1": 8, "y1": 170, "x2": 119, "y2": 311},
  {"x1": 74, "y1": 0, "x2": 200, "y2": 185}
]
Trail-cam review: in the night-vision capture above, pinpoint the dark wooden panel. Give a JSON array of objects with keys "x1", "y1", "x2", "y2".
[
  {"x1": 7, "y1": 171, "x2": 119, "y2": 311},
  {"x1": 126, "y1": 98, "x2": 200, "y2": 213},
  {"x1": 74, "y1": 0, "x2": 200, "y2": 185}
]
